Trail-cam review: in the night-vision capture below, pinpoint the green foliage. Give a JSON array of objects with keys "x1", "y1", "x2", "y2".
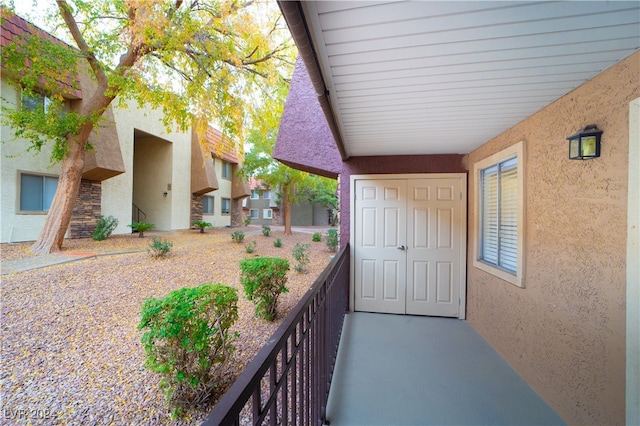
[
  {"x1": 312, "y1": 232, "x2": 322, "y2": 242},
  {"x1": 128, "y1": 221, "x2": 155, "y2": 237},
  {"x1": 262, "y1": 225, "x2": 271, "y2": 237},
  {"x1": 91, "y1": 215, "x2": 118, "y2": 241},
  {"x1": 292, "y1": 243, "x2": 310, "y2": 274},
  {"x1": 239, "y1": 257, "x2": 289, "y2": 321},
  {"x1": 273, "y1": 238, "x2": 282, "y2": 248},
  {"x1": 326, "y1": 229, "x2": 339, "y2": 252},
  {"x1": 231, "y1": 230, "x2": 245, "y2": 244},
  {"x1": 192, "y1": 220, "x2": 212, "y2": 233},
  {"x1": 138, "y1": 283, "x2": 239, "y2": 416},
  {"x1": 243, "y1": 216, "x2": 252, "y2": 226},
  {"x1": 245, "y1": 240, "x2": 257, "y2": 254},
  {"x1": 147, "y1": 237, "x2": 173, "y2": 258}
]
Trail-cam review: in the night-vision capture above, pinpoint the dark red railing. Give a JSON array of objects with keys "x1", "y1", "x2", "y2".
[{"x1": 203, "y1": 244, "x2": 350, "y2": 426}]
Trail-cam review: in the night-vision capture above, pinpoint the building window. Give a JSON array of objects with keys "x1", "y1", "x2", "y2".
[
  {"x1": 203, "y1": 196, "x2": 214, "y2": 214},
  {"x1": 22, "y1": 90, "x2": 51, "y2": 113},
  {"x1": 263, "y1": 191, "x2": 271, "y2": 200},
  {"x1": 263, "y1": 209, "x2": 273, "y2": 219},
  {"x1": 20, "y1": 173, "x2": 58, "y2": 212},
  {"x1": 249, "y1": 209, "x2": 259, "y2": 219},
  {"x1": 221, "y1": 198, "x2": 231, "y2": 215},
  {"x1": 473, "y1": 141, "x2": 525, "y2": 287},
  {"x1": 221, "y1": 161, "x2": 232, "y2": 179},
  {"x1": 250, "y1": 190, "x2": 259, "y2": 199}
]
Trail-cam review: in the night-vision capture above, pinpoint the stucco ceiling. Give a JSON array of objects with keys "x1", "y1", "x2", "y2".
[{"x1": 296, "y1": 1, "x2": 640, "y2": 157}]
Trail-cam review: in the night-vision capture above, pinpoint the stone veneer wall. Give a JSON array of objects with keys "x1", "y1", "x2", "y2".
[
  {"x1": 191, "y1": 194, "x2": 203, "y2": 223},
  {"x1": 70, "y1": 179, "x2": 101, "y2": 239},
  {"x1": 230, "y1": 199, "x2": 243, "y2": 227}
]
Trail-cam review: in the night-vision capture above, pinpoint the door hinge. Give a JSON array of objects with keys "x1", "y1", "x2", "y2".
[{"x1": 459, "y1": 192, "x2": 462, "y2": 200}]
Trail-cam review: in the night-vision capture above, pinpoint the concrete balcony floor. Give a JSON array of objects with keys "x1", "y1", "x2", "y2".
[{"x1": 325, "y1": 312, "x2": 565, "y2": 425}]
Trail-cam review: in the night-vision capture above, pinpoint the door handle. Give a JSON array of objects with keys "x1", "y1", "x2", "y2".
[{"x1": 397, "y1": 245, "x2": 407, "y2": 250}]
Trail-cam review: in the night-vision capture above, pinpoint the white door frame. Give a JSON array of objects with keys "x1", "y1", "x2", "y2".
[{"x1": 349, "y1": 173, "x2": 467, "y2": 319}]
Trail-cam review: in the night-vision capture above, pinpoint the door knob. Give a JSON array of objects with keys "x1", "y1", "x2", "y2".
[{"x1": 397, "y1": 245, "x2": 407, "y2": 250}]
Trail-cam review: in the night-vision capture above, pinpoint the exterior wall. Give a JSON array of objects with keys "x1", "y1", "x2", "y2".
[
  {"x1": 106, "y1": 103, "x2": 193, "y2": 234},
  {"x1": 245, "y1": 195, "x2": 273, "y2": 226},
  {"x1": 0, "y1": 77, "x2": 63, "y2": 243},
  {"x1": 274, "y1": 57, "x2": 341, "y2": 179},
  {"x1": 70, "y1": 180, "x2": 101, "y2": 238},
  {"x1": 466, "y1": 52, "x2": 639, "y2": 425},
  {"x1": 132, "y1": 136, "x2": 173, "y2": 231},
  {"x1": 202, "y1": 158, "x2": 233, "y2": 227}
]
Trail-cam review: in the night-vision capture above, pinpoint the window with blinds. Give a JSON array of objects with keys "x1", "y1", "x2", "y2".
[
  {"x1": 480, "y1": 157, "x2": 518, "y2": 274},
  {"x1": 473, "y1": 141, "x2": 524, "y2": 287}
]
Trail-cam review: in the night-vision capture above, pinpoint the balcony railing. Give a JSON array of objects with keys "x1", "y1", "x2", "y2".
[{"x1": 203, "y1": 244, "x2": 350, "y2": 426}]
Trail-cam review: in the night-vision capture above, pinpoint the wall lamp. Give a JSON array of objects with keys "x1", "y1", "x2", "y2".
[{"x1": 567, "y1": 124, "x2": 602, "y2": 160}]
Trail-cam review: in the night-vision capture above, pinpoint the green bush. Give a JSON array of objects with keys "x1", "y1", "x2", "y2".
[
  {"x1": 312, "y1": 232, "x2": 322, "y2": 242},
  {"x1": 245, "y1": 240, "x2": 256, "y2": 254},
  {"x1": 292, "y1": 243, "x2": 310, "y2": 274},
  {"x1": 273, "y1": 238, "x2": 282, "y2": 248},
  {"x1": 192, "y1": 220, "x2": 212, "y2": 233},
  {"x1": 326, "y1": 228, "x2": 339, "y2": 252},
  {"x1": 240, "y1": 257, "x2": 289, "y2": 321},
  {"x1": 147, "y1": 237, "x2": 173, "y2": 258},
  {"x1": 243, "y1": 216, "x2": 251, "y2": 226},
  {"x1": 128, "y1": 221, "x2": 155, "y2": 238},
  {"x1": 138, "y1": 284, "x2": 238, "y2": 417},
  {"x1": 92, "y1": 215, "x2": 118, "y2": 241},
  {"x1": 262, "y1": 225, "x2": 271, "y2": 237},
  {"x1": 231, "y1": 230, "x2": 245, "y2": 244}
]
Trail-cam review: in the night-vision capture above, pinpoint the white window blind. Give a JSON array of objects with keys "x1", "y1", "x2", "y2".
[{"x1": 480, "y1": 156, "x2": 518, "y2": 274}]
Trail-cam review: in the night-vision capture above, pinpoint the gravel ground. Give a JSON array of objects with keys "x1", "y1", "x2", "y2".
[{"x1": 0, "y1": 227, "x2": 334, "y2": 425}]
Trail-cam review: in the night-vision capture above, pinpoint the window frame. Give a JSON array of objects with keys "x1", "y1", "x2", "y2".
[
  {"x1": 202, "y1": 195, "x2": 214, "y2": 214},
  {"x1": 263, "y1": 208, "x2": 273, "y2": 219},
  {"x1": 221, "y1": 197, "x2": 231, "y2": 215},
  {"x1": 473, "y1": 141, "x2": 526, "y2": 288},
  {"x1": 263, "y1": 191, "x2": 271, "y2": 200},
  {"x1": 18, "y1": 172, "x2": 59, "y2": 214},
  {"x1": 249, "y1": 209, "x2": 259, "y2": 219},
  {"x1": 250, "y1": 190, "x2": 259, "y2": 200}
]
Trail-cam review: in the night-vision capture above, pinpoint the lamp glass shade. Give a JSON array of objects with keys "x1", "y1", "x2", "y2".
[
  {"x1": 569, "y1": 138, "x2": 580, "y2": 159},
  {"x1": 581, "y1": 136, "x2": 597, "y2": 157}
]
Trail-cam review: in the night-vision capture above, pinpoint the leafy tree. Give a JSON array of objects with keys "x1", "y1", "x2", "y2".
[
  {"x1": 240, "y1": 79, "x2": 337, "y2": 234},
  {"x1": 1, "y1": 1, "x2": 293, "y2": 254}
]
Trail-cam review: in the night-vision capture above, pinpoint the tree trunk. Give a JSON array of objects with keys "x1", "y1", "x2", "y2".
[
  {"x1": 282, "y1": 181, "x2": 294, "y2": 235},
  {"x1": 30, "y1": 133, "x2": 87, "y2": 254}
]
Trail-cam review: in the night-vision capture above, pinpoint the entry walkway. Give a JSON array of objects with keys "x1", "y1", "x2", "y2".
[{"x1": 325, "y1": 312, "x2": 565, "y2": 425}]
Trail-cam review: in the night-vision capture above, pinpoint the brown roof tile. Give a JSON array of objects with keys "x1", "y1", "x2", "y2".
[{"x1": 1, "y1": 7, "x2": 82, "y2": 99}]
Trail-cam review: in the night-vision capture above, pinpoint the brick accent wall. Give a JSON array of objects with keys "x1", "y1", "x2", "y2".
[
  {"x1": 70, "y1": 179, "x2": 101, "y2": 239},
  {"x1": 191, "y1": 194, "x2": 203, "y2": 223}
]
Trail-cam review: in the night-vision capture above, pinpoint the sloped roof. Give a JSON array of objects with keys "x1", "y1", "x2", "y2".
[
  {"x1": 204, "y1": 126, "x2": 241, "y2": 163},
  {"x1": 1, "y1": 7, "x2": 82, "y2": 99}
]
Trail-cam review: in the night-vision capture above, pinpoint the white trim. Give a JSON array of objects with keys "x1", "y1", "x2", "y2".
[
  {"x1": 472, "y1": 141, "x2": 526, "y2": 288},
  {"x1": 263, "y1": 208, "x2": 273, "y2": 219},
  {"x1": 627, "y1": 97, "x2": 640, "y2": 426},
  {"x1": 349, "y1": 173, "x2": 467, "y2": 319}
]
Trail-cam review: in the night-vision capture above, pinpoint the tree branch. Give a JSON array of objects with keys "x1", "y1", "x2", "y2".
[{"x1": 56, "y1": 1, "x2": 108, "y2": 87}]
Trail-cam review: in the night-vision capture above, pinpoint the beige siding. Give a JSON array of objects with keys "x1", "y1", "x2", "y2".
[{"x1": 466, "y1": 51, "x2": 639, "y2": 425}]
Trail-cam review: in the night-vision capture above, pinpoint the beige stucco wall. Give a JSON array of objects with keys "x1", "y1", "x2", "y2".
[
  {"x1": 0, "y1": 76, "x2": 63, "y2": 243},
  {"x1": 467, "y1": 51, "x2": 639, "y2": 425},
  {"x1": 202, "y1": 157, "x2": 233, "y2": 228},
  {"x1": 104, "y1": 103, "x2": 192, "y2": 234}
]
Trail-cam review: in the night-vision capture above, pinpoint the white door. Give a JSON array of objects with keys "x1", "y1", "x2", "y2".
[
  {"x1": 354, "y1": 179, "x2": 407, "y2": 314},
  {"x1": 353, "y1": 175, "x2": 466, "y2": 318}
]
